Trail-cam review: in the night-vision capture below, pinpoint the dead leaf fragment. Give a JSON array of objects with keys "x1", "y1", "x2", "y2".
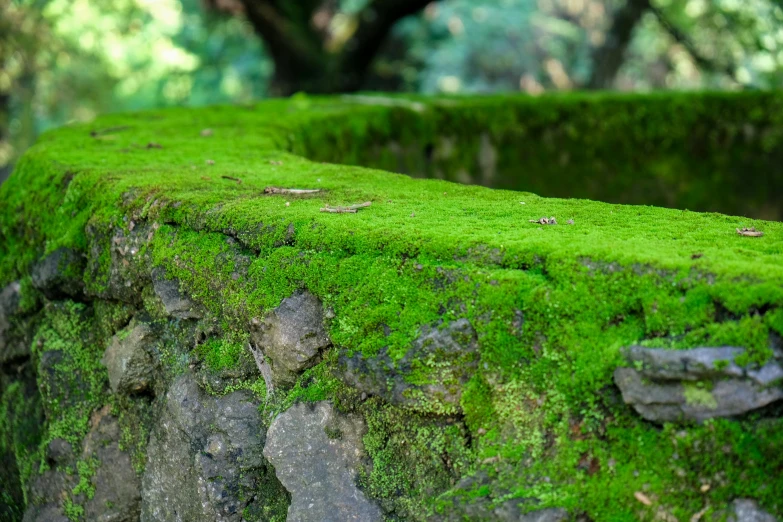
[
  {"x1": 320, "y1": 202, "x2": 372, "y2": 214},
  {"x1": 567, "y1": 219, "x2": 574, "y2": 225},
  {"x1": 269, "y1": 160, "x2": 283, "y2": 166},
  {"x1": 691, "y1": 253, "x2": 703, "y2": 260},
  {"x1": 529, "y1": 216, "x2": 557, "y2": 225},
  {"x1": 200, "y1": 128, "x2": 213, "y2": 137},
  {"x1": 736, "y1": 227, "x2": 763, "y2": 237},
  {"x1": 206, "y1": 159, "x2": 215, "y2": 165},
  {"x1": 634, "y1": 491, "x2": 652, "y2": 506},
  {"x1": 146, "y1": 142, "x2": 162, "y2": 149},
  {"x1": 264, "y1": 187, "x2": 321, "y2": 195}
]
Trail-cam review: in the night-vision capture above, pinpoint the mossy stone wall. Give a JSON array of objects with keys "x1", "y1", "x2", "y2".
[{"x1": 0, "y1": 92, "x2": 781, "y2": 521}]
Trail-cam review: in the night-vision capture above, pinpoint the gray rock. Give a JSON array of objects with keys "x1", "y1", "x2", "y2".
[
  {"x1": 82, "y1": 409, "x2": 142, "y2": 522},
  {"x1": 249, "y1": 290, "x2": 330, "y2": 387},
  {"x1": 102, "y1": 322, "x2": 155, "y2": 394},
  {"x1": 338, "y1": 319, "x2": 479, "y2": 413},
  {"x1": 141, "y1": 372, "x2": 279, "y2": 522},
  {"x1": 722, "y1": 499, "x2": 778, "y2": 522},
  {"x1": 30, "y1": 247, "x2": 85, "y2": 299},
  {"x1": 0, "y1": 281, "x2": 27, "y2": 363},
  {"x1": 263, "y1": 401, "x2": 383, "y2": 522},
  {"x1": 45, "y1": 438, "x2": 73, "y2": 465},
  {"x1": 151, "y1": 267, "x2": 203, "y2": 319},
  {"x1": 22, "y1": 504, "x2": 69, "y2": 522},
  {"x1": 520, "y1": 508, "x2": 569, "y2": 522},
  {"x1": 614, "y1": 346, "x2": 783, "y2": 423}
]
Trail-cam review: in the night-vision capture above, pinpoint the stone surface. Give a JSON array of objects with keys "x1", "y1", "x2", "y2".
[
  {"x1": 0, "y1": 281, "x2": 28, "y2": 364},
  {"x1": 263, "y1": 401, "x2": 383, "y2": 522},
  {"x1": 22, "y1": 408, "x2": 140, "y2": 522},
  {"x1": 614, "y1": 345, "x2": 783, "y2": 423},
  {"x1": 82, "y1": 408, "x2": 142, "y2": 522},
  {"x1": 338, "y1": 318, "x2": 479, "y2": 413},
  {"x1": 151, "y1": 267, "x2": 203, "y2": 319},
  {"x1": 249, "y1": 290, "x2": 331, "y2": 387},
  {"x1": 101, "y1": 322, "x2": 156, "y2": 394},
  {"x1": 45, "y1": 438, "x2": 73, "y2": 465},
  {"x1": 722, "y1": 499, "x2": 778, "y2": 522},
  {"x1": 141, "y1": 372, "x2": 283, "y2": 522},
  {"x1": 30, "y1": 247, "x2": 85, "y2": 299}
]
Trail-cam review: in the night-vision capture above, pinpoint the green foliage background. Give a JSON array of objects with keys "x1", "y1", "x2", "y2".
[{"x1": 2, "y1": 0, "x2": 783, "y2": 181}]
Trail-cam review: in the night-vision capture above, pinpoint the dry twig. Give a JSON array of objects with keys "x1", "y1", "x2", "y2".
[
  {"x1": 320, "y1": 202, "x2": 372, "y2": 214},
  {"x1": 529, "y1": 216, "x2": 558, "y2": 225},
  {"x1": 264, "y1": 187, "x2": 321, "y2": 195},
  {"x1": 736, "y1": 227, "x2": 763, "y2": 237},
  {"x1": 221, "y1": 175, "x2": 242, "y2": 184}
]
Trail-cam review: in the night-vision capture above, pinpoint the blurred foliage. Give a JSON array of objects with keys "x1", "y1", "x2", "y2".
[{"x1": 2, "y1": 0, "x2": 783, "y2": 181}]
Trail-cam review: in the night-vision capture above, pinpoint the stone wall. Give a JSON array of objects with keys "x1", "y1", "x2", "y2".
[{"x1": 1, "y1": 94, "x2": 782, "y2": 521}]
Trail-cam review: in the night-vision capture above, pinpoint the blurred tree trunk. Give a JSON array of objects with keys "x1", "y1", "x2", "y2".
[
  {"x1": 207, "y1": 0, "x2": 436, "y2": 95},
  {"x1": 587, "y1": 0, "x2": 651, "y2": 89}
]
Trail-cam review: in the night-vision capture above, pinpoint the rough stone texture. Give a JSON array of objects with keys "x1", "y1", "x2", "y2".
[
  {"x1": 0, "y1": 281, "x2": 27, "y2": 363},
  {"x1": 141, "y1": 372, "x2": 279, "y2": 522},
  {"x1": 263, "y1": 401, "x2": 383, "y2": 522},
  {"x1": 338, "y1": 318, "x2": 479, "y2": 413},
  {"x1": 721, "y1": 499, "x2": 778, "y2": 522},
  {"x1": 151, "y1": 267, "x2": 203, "y2": 319},
  {"x1": 22, "y1": 504, "x2": 70, "y2": 522},
  {"x1": 45, "y1": 438, "x2": 73, "y2": 465},
  {"x1": 30, "y1": 247, "x2": 85, "y2": 299},
  {"x1": 82, "y1": 408, "x2": 142, "y2": 522},
  {"x1": 86, "y1": 224, "x2": 153, "y2": 304},
  {"x1": 101, "y1": 322, "x2": 156, "y2": 394},
  {"x1": 249, "y1": 290, "x2": 331, "y2": 387},
  {"x1": 22, "y1": 408, "x2": 140, "y2": 522},
  {"x1": 614, "y1": 345, "x2": 783, "y2": 423}
]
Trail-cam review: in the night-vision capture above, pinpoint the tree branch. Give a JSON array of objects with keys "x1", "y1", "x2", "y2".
[
  {"x1": 339, "y1": 0, "x2": 435, "y2": 91},
  {"x1": 237, "y1": 0, "x2": 324, "y2": 75},
  {"x1": 648, "y1": 4, "x2": 739, "y2": 83},
  {"x1": 587, "y1": 0, "x2": 651, "y2": 89}
]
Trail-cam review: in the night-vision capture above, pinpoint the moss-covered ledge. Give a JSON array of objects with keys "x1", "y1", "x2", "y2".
[{"x1": 1, "y1": 92, "x2": 782, "y2": 521}]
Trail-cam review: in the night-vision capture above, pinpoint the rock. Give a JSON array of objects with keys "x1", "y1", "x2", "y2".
[
  {"x1": 101, "y1": 322, "x2": 155, "y2": 394},
  {"x1": 263, "y1": 401, "x2": 383, "y2": 522},
  {"x1": 141, "y1": 372, "x2": 282, "y2": 522},
  {"x1": 614, "y1": 346, "x2": 783, "y2": 423},
  {"x1": 520, "y1": 508, "x2": 570, "y2": 522},
  {"x1": 151, "y1": 267, "x2": 203, "y2": 319},
  {"x1": 30, "y1": 247, "x2": 85, "y2": 299},
  {"x1": 721, "y1": 499, "x2": 778, "y2": 522},
  {"x1": 82, "y1": 410, "x2": 142, "y2": 522},
  {"x1": 0, "y1": 281, "x2": 28, "y2": 364},
  {"x1": 22, "y1": 504, "x2": 69, "y2": 522},
  {"x1": 249, "y1": 290, "x2": 330, "y2": 387},
  {"x1": 45, "y1": 439, "x2": 73, "y2": 465},
  {"x1": 338, "y1": 319, "x2": 479, "y2": 413}
]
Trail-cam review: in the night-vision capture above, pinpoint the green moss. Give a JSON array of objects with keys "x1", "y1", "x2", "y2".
[
  {"x1": 72, "y1": 457, "x2": 99, "y2": 500},
  {"x1": 2, "y1": 92, "x2": 782, "y2": 519},
  {"x1": 684, "y1": 384, "x2": 718, "y2": 410}
]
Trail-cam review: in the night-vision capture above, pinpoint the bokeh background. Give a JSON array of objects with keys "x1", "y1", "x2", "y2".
[{"x1": 2, "y1": 0, "x2": 783, "y2": 184}]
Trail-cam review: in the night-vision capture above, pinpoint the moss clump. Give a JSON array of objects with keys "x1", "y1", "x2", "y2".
[{"x1": 1, "y1": 92, "x2": 782, "y2": 519}]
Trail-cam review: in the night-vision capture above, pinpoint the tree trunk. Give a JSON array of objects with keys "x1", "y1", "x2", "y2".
[{"x1": 587, "y1": 0, "x2": 651, "y2": 89}]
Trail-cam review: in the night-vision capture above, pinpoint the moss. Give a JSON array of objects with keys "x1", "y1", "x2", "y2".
[
  {"x1": 1, "y1": 92, "x2": 782, "y2": 518},
  {"x1": 684, "y1": 384, "x2": 719, "y2": 410}
]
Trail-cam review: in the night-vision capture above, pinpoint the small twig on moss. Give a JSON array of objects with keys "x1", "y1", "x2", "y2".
[
  {"x1": 221, "y1": 175, "x2": 242, "y2": 184},
  {"x1": 529, "y1": 216, "x2": 557, "y2": 225},
  {"x1": 320, "y1": 202, "x2": 372, "y2": 214},
  {"x1": 736, "y1": 227, "x2": 763, "y2": 237},
  {"x1": 264, "y1": 187, "x2": 321, "y2": 195}
]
